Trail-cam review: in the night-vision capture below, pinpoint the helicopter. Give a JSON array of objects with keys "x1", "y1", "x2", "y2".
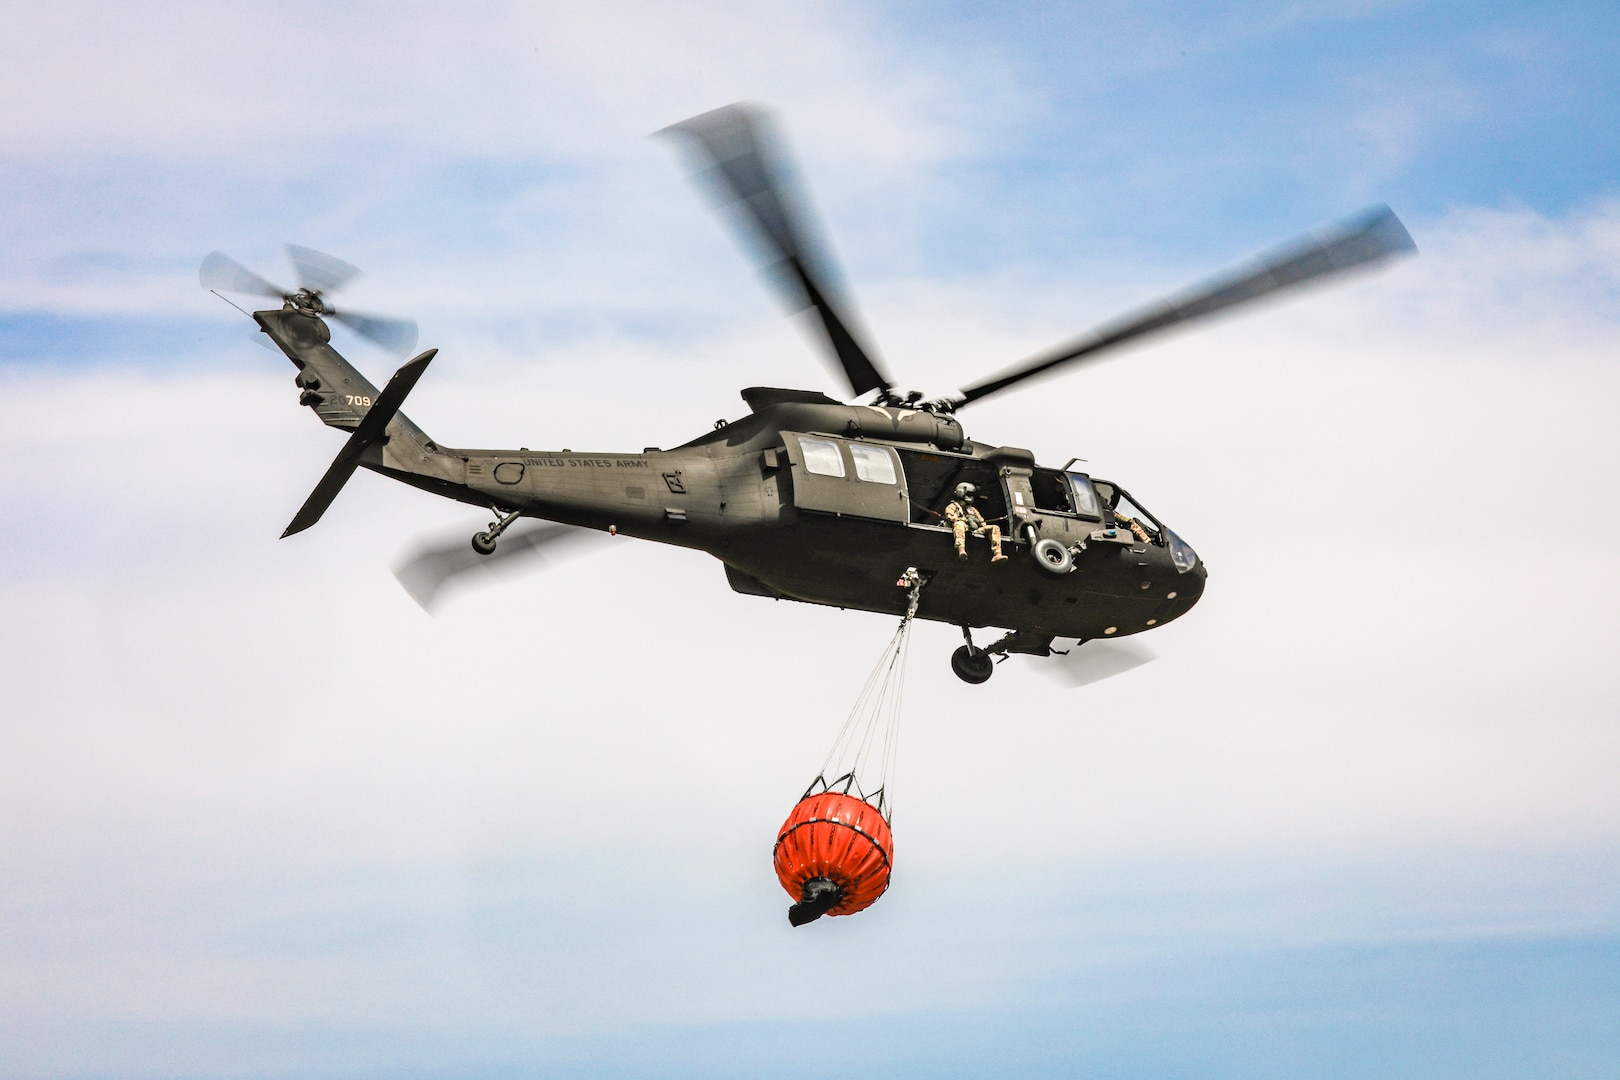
[{"x1": 201, "y1": 103, "x2": 1415, "y2": 684}]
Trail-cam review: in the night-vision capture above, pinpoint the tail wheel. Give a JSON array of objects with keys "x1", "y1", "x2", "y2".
[
  {"x1": 951, "y1": 645, "x2": 995, "y2": 684},
  {"x1": 1032, "y1": 537, "x2": 1073, "y2": 575},
  {"x1": 471, "y1": 531, "x2": 498, "y2": 556}
]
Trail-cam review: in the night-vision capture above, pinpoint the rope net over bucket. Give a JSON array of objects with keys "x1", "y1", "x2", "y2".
[{"x1": 774, "y1": 575, "x2": 917, "y2": 927}]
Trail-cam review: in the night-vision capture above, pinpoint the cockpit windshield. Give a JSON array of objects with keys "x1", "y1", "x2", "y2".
[
  {"x1": 1057, "y1": 471, "x2": 1197, "y2": 570},
  {"x1": 1092, "y1": 479, "x2": 1163, "y2": 544}
]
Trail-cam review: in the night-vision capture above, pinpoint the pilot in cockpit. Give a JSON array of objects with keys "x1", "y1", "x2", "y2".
[{"x1": 1107, "y1": 493, "x2": 1153, "y2": 543}]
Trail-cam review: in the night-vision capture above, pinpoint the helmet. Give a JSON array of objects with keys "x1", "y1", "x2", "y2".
[{"x1": 954, "y1": 482, "x2": 977, "y2": 501}]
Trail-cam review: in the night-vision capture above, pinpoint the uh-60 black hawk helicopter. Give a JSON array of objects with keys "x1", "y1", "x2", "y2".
[{"x1": 202, "y1": 103, "x2": 1415, "y2": 684}]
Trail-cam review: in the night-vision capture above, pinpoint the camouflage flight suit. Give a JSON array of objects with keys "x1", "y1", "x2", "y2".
[
  {"x1": 944, "y1": 500, "x2": 1006, "y2": 562},
  {"x1": 1115, "y1": 513, "x2": 1152, "y2": 543}
]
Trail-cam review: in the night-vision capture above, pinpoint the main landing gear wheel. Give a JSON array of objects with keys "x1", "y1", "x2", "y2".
[
  {"x1": 1032, "y1": 537, "x2": 1073, "y2": 575},
  {"x1": 951, "y1": 645, "x2": 995, "y2": 684},
  {"x1": 471, "y1": 507, "x2": 524, "y2": 557}
]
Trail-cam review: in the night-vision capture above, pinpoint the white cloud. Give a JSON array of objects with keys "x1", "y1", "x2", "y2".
[
  {"x1": 3, "y1": 3, "x2": 1619, "y2": 1070},
  {"x1": 1, "y1": 193, "x2": 1618, "y2": 1072},
  {"x1": 0, "y1": 0, "x2": 1025, "y2": 324},
  {"x1": 0, "y1": 3, "x2": 956, "y2": 158}
]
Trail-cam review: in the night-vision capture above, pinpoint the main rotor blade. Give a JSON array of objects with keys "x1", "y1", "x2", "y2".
[
  {"x1": 661, "y1": 103, "x2": 892, "y2": 399},
  {"x1": 954, "y1": 205, "x2": 1417, "y2": 408},
  {"x1": 392, "y1": 521, "x2": 605, "y2": 611},
  {"x1": 1040, "y1": 640, "x2": 1156, "y2": 689},
  {"x1": 285, "y1": 244, "x2": 363, "y2": 295},
  {"x1": 199, "y1": 251, "x2": 286, "y2": 299},
  {"x1": 331, "y1": 309, "x2": 419, "y2": 357}
]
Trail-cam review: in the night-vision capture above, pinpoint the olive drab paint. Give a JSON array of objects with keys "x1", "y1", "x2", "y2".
[{"x1": 209, "y1": 102, "x2": 1415, "y2": 683}]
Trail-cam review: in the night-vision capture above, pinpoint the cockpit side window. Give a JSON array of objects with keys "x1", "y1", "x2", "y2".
[
  {"x1": 1065, "y1": 472, "x2": 1101, "y2": 518},
  {"x1": 1031, "y1": 468, "x2": 1075, "y2": 513}
]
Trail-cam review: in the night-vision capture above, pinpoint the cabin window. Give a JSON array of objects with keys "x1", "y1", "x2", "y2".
[
  {"x1": 1066, "y1": 472, "x2": 1101, "y2": 517},
  {"x1": 800, "y1": 437, "x2": 845, "y2": 477},
  {"x1": 850, "y1": 443, "x2": 897, "y2": 485}
]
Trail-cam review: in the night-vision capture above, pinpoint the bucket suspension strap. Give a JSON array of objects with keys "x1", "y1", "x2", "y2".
[
  {"x1": 814, "y1": 570, "x2": 924, "y2": 818},
  {"x1": 899, "y1": 566, "x2": 923, "y2": 622}
]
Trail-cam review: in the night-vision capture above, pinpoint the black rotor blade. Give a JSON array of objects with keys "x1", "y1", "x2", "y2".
[
  {"x1": 661, "y1": 103, "x2": 892, "y2": 399},
  {"x1": 199, "y1": 251, "x2": 286, "y2": 299},
  {"x1": 954, "y1": 205, "x2": 1417, "y2": 408},
  {"x1": 331, "y1": 309, "x2": 419, "y2": 357},
  {"x1": 285, "y1": 244, "x2": 363, "y2": 295},
  {"x1": 392, "y1": 521, "x2": 605, "y2": 611}
]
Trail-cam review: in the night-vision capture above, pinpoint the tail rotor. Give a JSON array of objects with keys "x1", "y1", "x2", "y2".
[{"x1": 199, "y1": 244, "x2": 418, "y2": 357}]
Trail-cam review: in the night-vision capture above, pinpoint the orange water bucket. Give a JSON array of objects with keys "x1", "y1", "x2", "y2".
[{"x1": 773, "y1": 790, "x2": 893, "y2": 926}]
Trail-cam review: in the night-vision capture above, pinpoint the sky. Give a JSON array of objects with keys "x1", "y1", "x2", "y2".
[{"x1": 1, "y1": 2, "x2": 1618, "y2": 1077}]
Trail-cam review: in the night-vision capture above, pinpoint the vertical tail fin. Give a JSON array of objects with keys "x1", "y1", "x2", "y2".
[{"x1": 282, "y1": 350, "x2": 437, "y2": 537}]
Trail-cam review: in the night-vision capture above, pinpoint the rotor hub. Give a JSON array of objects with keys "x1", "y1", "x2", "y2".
[{"x1": 288, "y1": 290, "x2": 328, "y2": 316}]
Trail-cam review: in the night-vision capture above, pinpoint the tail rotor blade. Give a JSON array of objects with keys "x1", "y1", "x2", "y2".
[
  {"x1": 205, "y1": 246, "x2": 417, "y2": 356},
  {"x1": 200, "y1": 251, "x2": 286, "y2": 299},
  {"x1": 284, "y1": 244, "x2": 363, "y2": 295},
  {"x1": 331, "y1": 309, "x2": 419, "y2": 357},
  {"x1": 392, "y1": 521, "x2": 605, "y2": 611},
  {"x1": 954, "y1": 206, "x2": 1418, "y2": 408},
  {"x1": 661, "y1": 103, "x2": 892, "y2": 399}
]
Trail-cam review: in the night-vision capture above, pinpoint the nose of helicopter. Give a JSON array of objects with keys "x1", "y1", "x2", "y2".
[
  {"x1": 1152, "y1": 554, "x2": 1206, "y2": 629},
  {"x1": 1124, "y1": 529, "x2": 1206, "y2": 636}
]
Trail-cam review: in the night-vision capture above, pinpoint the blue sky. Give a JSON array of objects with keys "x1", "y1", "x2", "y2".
[
  {"x1": 6, "y1": 2, "x2": 1618, "y2": 366},
  {"x1": 1, "y1": 3, "x2": 1617, "y2": 1078}
]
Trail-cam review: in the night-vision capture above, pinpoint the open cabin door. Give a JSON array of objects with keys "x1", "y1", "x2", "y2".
[
  {"x1": 1000, "y1": 465, "x2": 1037, "y2": 539},
  {"x1": 781, "y1": 433, "x2": 910, "y2": 523}
]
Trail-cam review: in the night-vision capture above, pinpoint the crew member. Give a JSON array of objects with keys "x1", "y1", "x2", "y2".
[
  {"x1": 1111, "y1": 502, "x2": 1153, "y2": 543},
  {"x1": 944, "y1": 482, "x2": 1006, "y2": 563}
]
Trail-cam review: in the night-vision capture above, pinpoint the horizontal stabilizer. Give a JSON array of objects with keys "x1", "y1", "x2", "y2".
[{"x1": 282, "y1": 349, "x2": 436, "y2": 538}]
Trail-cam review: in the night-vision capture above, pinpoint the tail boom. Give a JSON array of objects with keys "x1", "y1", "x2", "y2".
[{"x1": 256, "y1": 305, "x2": 470, "y2": 535}]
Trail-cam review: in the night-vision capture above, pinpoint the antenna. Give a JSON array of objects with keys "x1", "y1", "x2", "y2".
[{"x1": 209, "y1": 289, "x2": 252, "y2": 318}]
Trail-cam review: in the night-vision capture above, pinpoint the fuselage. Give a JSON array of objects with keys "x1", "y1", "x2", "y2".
[
  {"x1": 388, "y1": 391, "x2": 1206, "y2": 641},
  {"x1": 259, "y1": 306, "x2": 1206, "y2": 643}
]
